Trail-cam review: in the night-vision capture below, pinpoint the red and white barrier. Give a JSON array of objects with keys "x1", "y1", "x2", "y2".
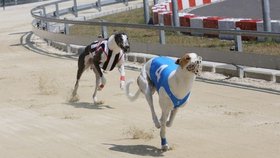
[
  {"x1": 152, "y1": 0, "x2": 280, "y2": 41},
  {"x1": 161, "y1": 0, "x2": 220, "y2": 11},
  {"x1": 152, "y1": 9, "x2": 167, "y2": 25}
]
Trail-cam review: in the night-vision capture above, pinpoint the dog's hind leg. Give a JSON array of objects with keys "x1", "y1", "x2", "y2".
[
  {"x1": 138, "y1": 76, "x2": 161, "y2": 129},
  {"x1": 71, "y1": 55, "x2": 87, "y2": 102},
  {"x1": 166, "y1": 108, "x2": 178, "y2": 127},
  {"x1": 72, "y1": 67, "x2": 84, "y2": 97}
]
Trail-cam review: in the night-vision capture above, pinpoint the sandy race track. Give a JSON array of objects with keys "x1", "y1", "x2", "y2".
[{"x1": 0, "y1": 2, "x2": 280, "y2": 158}]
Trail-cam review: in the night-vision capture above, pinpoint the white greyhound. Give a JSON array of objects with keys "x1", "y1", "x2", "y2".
[{"x1": 125, "y1": 53, "x2": 202, "y2": 151}]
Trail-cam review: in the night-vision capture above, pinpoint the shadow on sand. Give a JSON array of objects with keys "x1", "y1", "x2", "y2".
[
  {"x1": 105, "y1": 143, "x2": 164, "y2": 157},
  {"x1": 12, "y1": 31, "x2": 78, "y2": 61},
  {"x1": 66, "y1": 102, "x2": 114, "y2": 110}
]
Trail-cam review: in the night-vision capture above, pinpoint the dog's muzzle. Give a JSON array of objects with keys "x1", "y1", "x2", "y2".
[
  {"x1": 122, "y1": 45, "x2": 130, "y2": 53},
  {"x1": 186, "y1": 56, "x2": 202, "y2": 75}
]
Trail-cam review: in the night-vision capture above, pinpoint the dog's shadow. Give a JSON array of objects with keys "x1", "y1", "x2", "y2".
[
  {"x1": 66, "y1": 102, "x2": 114, "y2": 110},
  {"x1": 104, "y1": 143, "x2": 164, "y2": 157}
]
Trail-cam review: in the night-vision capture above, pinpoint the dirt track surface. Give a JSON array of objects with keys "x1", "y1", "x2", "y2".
[{"x1": 0, "y1": 1, "x2": 280, "y2": 158}]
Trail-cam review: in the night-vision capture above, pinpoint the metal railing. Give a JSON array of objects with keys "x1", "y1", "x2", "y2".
[{"x1": 30, "y1": 0, "x2": 280, "y2": 70}]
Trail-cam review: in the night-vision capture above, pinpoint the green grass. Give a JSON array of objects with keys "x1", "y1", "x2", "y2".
[{"x1": 70, "y1": 8, "x2": 280, "y2": 56}]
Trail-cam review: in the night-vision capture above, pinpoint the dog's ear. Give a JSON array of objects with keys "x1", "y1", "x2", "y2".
[{"x1": 175, "y1": 59, "x2": 180, "y2": 65}]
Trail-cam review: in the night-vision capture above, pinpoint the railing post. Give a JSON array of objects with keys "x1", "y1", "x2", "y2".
[
  {"x1": 73, "y1": 0, "x2": 78, "y2": 17},
  {"x1": 159, "y1": 14, "x2": 165, "y2": 44},
  {"x1": 55, "y1": 3, "x2": 60, "y2": 18},
  {"x1": 124, "y1": 0, "x2": 128, "y2": 6},
  {"x1": 42, "y1": 7, "x2": 51, "y2": 46},
  {"x1": 234, "y1": 27, "x2": 243, "y2": 52},
  {"x1": 2, "y1": 0, "x2": 5, "y2": 10},
  {"x1": 64, "y1": 21, "x2": 71, "y2": 53},
  {"x1": 154, "y1": 0, "x2": 158, "y2": 5},
  {"x1": 100, "y1": 20, "x2": 108, "y2": 39},
  {"x1": 96, "y1": 0, "x2": 101, "y2": 11}
]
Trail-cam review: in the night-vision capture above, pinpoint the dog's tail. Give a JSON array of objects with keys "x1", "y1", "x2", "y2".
[{"x1": 125, "y1": 80, "x2": 141, "y2": 101}]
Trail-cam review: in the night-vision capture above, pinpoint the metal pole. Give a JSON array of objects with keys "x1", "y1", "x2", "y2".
[
  {"x1": 143, "y1": 0, "x2": 150, "y2": 24},
  {"x1": 42, "y1": 7, "x2": 48, "y2": 31},
  {"x1": 234, "y1": 28, "x2": 243, "y2": 52},
  {"x1": 73, "y1": 0, "x2": 78, "y2": 17},
  {"x1": 154, "y1": 0, "x2": 158, "y2": 5},
  {"x1": 64, "y1": 21, "x2": 71, "y2": 53},
  {"x1": 159, "y1": 13, "x2": 165, "y2": 44},
  {"x1": 96, "y1": 0, "x2": 101, "y2": 11},
  {"x1": 100, "y1": 20, "x2": 108, "y2": 38},
  {"x1": 171, "y1": 0, "x2": 179, "y2": 27},
  {"x1": 55, "y1": 3, "x2": 60, "y2": 18},
  {"x1": 261, "y1": 0, "x2": 271, "y2": 32},
  {"x1": 124, "y1": 0, "x2": 128, "y2": 6},
  {"x1": 3, "y1": 0, "x2": 5, "y2": 10}
]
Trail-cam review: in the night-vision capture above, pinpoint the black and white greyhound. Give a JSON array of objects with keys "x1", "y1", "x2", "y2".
[{"x1": 71, "y1": 32, "x2": 130, "y2": 104}]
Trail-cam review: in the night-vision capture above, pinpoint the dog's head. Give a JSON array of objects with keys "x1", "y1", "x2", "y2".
[
  {"x1": 175, "y1": 53, "x2": 202, "y2": 75},
  {"x1": 108, "y1": 32, "x2": 130, "y2": 53}
]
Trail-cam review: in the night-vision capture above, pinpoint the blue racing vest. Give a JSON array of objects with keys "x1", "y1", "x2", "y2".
[{"x1": 150, "y1": 57, "x2": 190, "y2": 108}]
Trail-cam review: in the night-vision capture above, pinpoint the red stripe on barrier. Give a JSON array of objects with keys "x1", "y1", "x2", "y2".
[
  {"x1": 180, "y1": 15, "x2": 197, "y2": 34},
  {"x1": 180, "y1": 15, "x2": 197, "y2": 27},
  {"x1": 168, "y1": 1, "x2": 183, "y2": 11},
  {"x1": 203, "y1": 16, "x2": 224, "y2": 37},
  {"x1": 203, "y1": 0, "x2": 211, "y2": 4},
  {"x1": 189, "y1": 0, "x2": 196, "y2": 7},
  {"x1": 177, "y1": 0, "x2": 183, "y2": 10},
  {"x1": 236, "y1": 19, "x2": 262, "y2": 40},
  {"x1": 164, "y1": 12, "x2": 173, "y2": 26},
  {"x1": 153, "y1": 11, "x2": 159, "y2": 25}
]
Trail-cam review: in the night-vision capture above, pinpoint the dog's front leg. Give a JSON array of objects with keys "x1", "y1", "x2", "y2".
[
  {"x1": 160, "y1": 109, "x2": 170, "y2": 151},
  {"x1": 166, "y1": 108, "x2": 178, "y2": 127},
  {"x1": 118, "y1": 64, "x2": 125, "y2": 90}
]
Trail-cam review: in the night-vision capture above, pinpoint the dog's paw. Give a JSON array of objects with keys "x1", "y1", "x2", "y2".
[
  {"x1": 94, "y1": 100, "x2": 104, "y2": 105},
  {"x1": 68, "y1": 95, "x2": 79, "y2": 103},
  {"x1": 120, "y1": 81, "x2": 125, "y2": 90},
  {"x1": 161, "y1": 144, "x2": 169, "y2": 152},
  {"x1": 155, "y1": 122, "x2": 161, "y2": 129},
  {"x1": 166, "y1": 121, "x2": 172, "y2": 127}
]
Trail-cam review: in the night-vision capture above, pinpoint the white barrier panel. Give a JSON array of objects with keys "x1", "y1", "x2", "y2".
[
  {"x1": 218, "y1": 18, "x2": 244, "y2": 40},
  {"x1": 182, "y1": 0, "x2": 190, "y2": 9},
  {"x1": 257, "y1": 20, "x2": 280, "y2": 42},
  {"x1": 190, "y1": 16, "x2": 208, "y2": 36},
  {"x1": 195, "y1": 0, "x2": 204, "y2": 6}
]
